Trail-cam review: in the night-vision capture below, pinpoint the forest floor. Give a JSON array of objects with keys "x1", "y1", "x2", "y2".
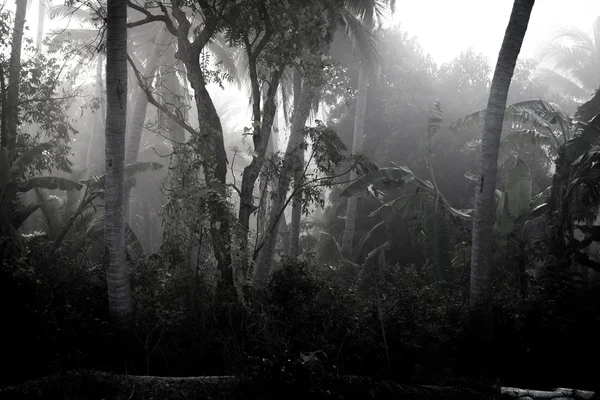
[{"x1": 0, "y1": 370, "x2": 520, "y2": 400}]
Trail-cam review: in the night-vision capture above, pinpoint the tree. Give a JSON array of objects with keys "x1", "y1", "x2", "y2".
[
  {"x1": 258, "y1": 0, "x2": 384, "y2": 271},
  {"x1": 469, "y1": 0, "x2": 535, "y2": 346},
  {"x1": 104, "y1": 0, "x2": 133, "y2": 333},
  {"x1": 3, "y1": 0, "x2": 27, "y2": 152},
  {"x1": 537, "y1": 16, "x2": 600, "y2": 101},
  {"x1": 340, "y1": 1, "x2": 396, "y2": 257}
]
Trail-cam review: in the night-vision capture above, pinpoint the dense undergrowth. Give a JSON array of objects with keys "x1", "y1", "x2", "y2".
[{"x1": 2, "y1": 236, "x2": 599, "y2": 393}]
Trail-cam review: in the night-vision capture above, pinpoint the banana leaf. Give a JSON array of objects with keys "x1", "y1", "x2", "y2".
[
  {"x1": 339, "y1": 167, "x2": 414, "y2": 198},
  {"x1": 505, "y1": 160, "x2": 532, "y2": 218},
  {"x1": 16, "y1": 177, "x2": 83, "y2": 193}
]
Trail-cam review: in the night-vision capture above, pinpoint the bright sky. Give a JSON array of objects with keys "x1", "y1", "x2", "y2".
[{"x1": 391, "y1": 0, "x2": 600, "y2": 65}]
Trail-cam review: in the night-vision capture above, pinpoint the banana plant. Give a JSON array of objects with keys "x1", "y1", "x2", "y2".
[
  {"x1": 450, "y1": 99, "x2": 573, "y2": 163},
  {"x1": 0, "y1": 143, "x2": 83, "y2": 236},
  {"x1": 464, "y1": 160, "x2": 549, "y2": 235},
  {"x1": 340, "y1": 101, "x2": 470, "y2": 280}
]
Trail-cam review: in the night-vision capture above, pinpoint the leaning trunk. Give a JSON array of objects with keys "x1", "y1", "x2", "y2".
[
  {"x1": 185, "y1": 59, "x2": 234, "y2": 289},
  {"x1": 104, "y1": 0, "x2": 134, "y2": 333},
  {"x1": 4, "y1": 0, "x2": 27, "y2": 152},
  {"x1": 341, "y1": 62, "x2": 369, "y2": 257},
  {"x1": 469, "y1": 0, "x2": 535, "y2": 346}
]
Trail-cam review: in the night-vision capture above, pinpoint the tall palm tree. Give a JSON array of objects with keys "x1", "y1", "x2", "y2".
[
  {"x1": 469, "y1": 0, "x2": 535, "y2": 345},
  {"x1": 340, "y1": 1, "x2": 395, "y2": 257},
  {"x1": 104, "y1": 0, "x2": 133, "y2": 333},
  {"x1": 537, "y1": 16, "x2": 600, "y2": 101}
]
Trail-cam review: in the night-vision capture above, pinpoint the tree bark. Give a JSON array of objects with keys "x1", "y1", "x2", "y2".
[
  {"x1": 469, "y1": 0, "x2": 535, "y2": 345},
  {"x1": 4, "y1": 0, "x2": 28, "y2": 153},
  {"x1": 105, "y1": 0, "x2": 134, "y2": 333},
  {"x1": 341, "y1": 62, "x2": 369, "y2": 257}
]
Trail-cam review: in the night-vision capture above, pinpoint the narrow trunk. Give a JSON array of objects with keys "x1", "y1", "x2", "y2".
[
  {"x1": 257, "y1": 91, "x2": 278, "y2": 239},
  {"x1": 36, "y1": 0, "x2": 46, "y2": 53},
  {"x1": 105, "y1": 0, "x2": 134, "y2": 333},
  {"x1": 5, "y1": 0, "x2": 28, "y2": 153},
  {"x1": 238, "y1": 70, "x2": 281, "y2": 262},
  {"x1": 254, "y1": 73, "x2": 315, "y2": 285},
  {"x1": 288, "y1": 69, "x2": 305, "y2": 257},
  {"x1": 124, "y1": 27, "x2": 168, "y2": 222},
  {"x1": 87, "y1": 55, "x2": 106, "y2": 174},
  {"x1": 469, "y1": 0, "x2": 534, "y2": 346},
  {"x1": 341, "y1": 64, "x2": 368, "y2": 257}
]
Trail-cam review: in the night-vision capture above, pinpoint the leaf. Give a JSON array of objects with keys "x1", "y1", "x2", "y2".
[
  {"x1": 10, "y1": 142, "x2": 54, "y2": 179},
  {"x1": 424, "y1": 210, "x2": 451, "y2": 281},
  {"x1": 85, "y1": 161, "x2": 163, "y2": 190},
  {"x1": 565, "y1": 113, "x2": 600, "y2": 160},
  {"x1": 498, "y1": 129, "x2": 553, "y2": 164},
  {"x1": 448, "y1": 207, "x2": 472, "y2": 219},
  {"x1": 353, "y1": 220, "x2": 387, "y2": 260},
  {"x1": 450, "y1": 100, "x2": 570, "y2": 146},
  {"x1": 12, "y1": 203, "x2": 42, "y2": 230},
  {"x1": 426, "y1": 99, "x2": 444, "y2": 141},
  {"x1": 505, "y1": 159, "x2": 532, "y2": 218},
  {"x1": 339, "y1": 167, "x2": 413, "y2": 198},
  {"x1": 464, "y1": 171, "x2": 478, "y2": 182},
  {"x1": 125, "y1": 223, "x2": 145, "y2": 259},
  {"x1": 368, "y1": 192, "x2": 430, "y2": 218},
  {"x1": 514, "y1": 203, "x2": 549, "y2": 226},
  {"x1": 495, "y1": 191, "x2": 514, "y2": 235},
  {"x1": 530, "y1": 185, "x2": 552, "y2": 208},
  {"x1": 16, "y1": 177, "x2": 83, "y2": 193},
  {"x1": 575, "y1": 88, "x2": 600, "y2": 123}
]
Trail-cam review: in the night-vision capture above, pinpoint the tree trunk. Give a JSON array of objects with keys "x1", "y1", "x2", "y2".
[
  {"x1": 184, "y1": 57, "x2": 234, "y2": 289},
  {"x1": 469, "y1": 0, "x2": 534, "y2": 346},
  {"x1": 238, "y1": 69, "x2": 281, "y2": 264},
  {"x1": 36, "y1": 0, "x2": 46, "y2": 53},
  {"x1": 254, "y1": 72, "x2": 314, "y2": 285},
  {"x1": 104, "y1": 0, "x2": 134, "y2": 334},
  {"x1": 288, "y1": 69, "x2": 305, "y2": 257},
  {"x1": 341, "y1": 63, "x2": 369, "y2": 257},
  {"x1": 4, "y1": 0, "x2": 27, "y2": 153},
  {"x1": 124, "y1": 26, "x2": 168, "y2": 222},
  {"x1": 87, "y1": 55, "x2": 106, "y2": 173},
  {"x1": 257, "y1": 88, "x2": 279, "y2": 240}
]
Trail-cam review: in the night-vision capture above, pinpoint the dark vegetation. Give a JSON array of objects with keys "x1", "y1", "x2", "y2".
[{"x1": 1, "y1": 0, "x2": 600, "y2": 398}]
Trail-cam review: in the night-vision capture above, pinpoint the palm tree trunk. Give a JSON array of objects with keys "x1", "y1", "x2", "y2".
[
  {"x1": 254, "y1": 72, "x2": 314, "y2": 285},
  {"x1": 4, "y1": 0, "x2": 27, "y2": 152},
  {"x1": 341, "y1": 63, "x2": 369, "y2": 257},
  {"x1": 469, "y1": 0, "x2": 534, "y2": 346},
  {"x1": 104, "y1": 0, "x2": 134, "y2": 334}
]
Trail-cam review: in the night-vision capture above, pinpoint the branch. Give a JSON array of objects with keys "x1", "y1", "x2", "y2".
[
  {"x1": 127, "y1": 1, "x2": 170, "y2": 29},
  {"x1": 127, "y1": 54, "x2": 201, "y2": 142}
]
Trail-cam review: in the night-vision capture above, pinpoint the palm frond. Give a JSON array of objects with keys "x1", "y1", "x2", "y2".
[
  {"x1": 535, "y1": 68, "x2": 589, "y2": 100},
  {"x1": 47, "y1": 4, "x2": 93, "y2": 24},
  {"x1": 337, "y1": 8, "x2": 381, "y2": 78}
]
